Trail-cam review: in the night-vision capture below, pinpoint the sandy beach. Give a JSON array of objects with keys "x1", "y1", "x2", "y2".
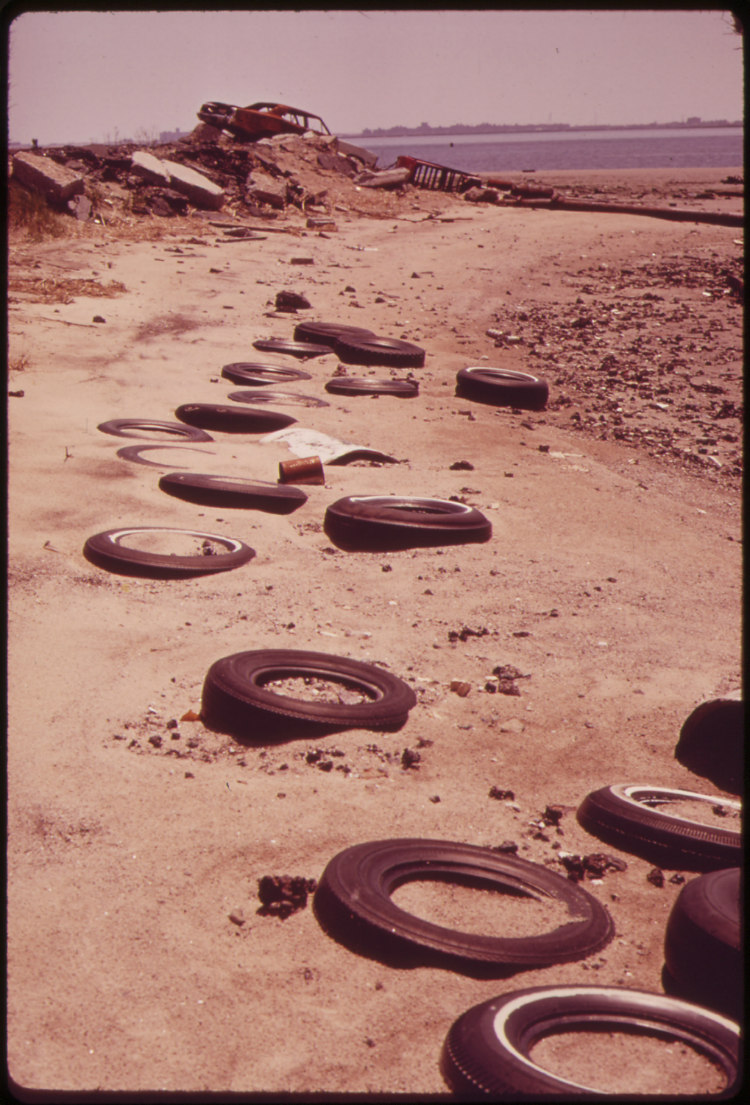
[{"x1": 6, "y1": 146, "x2": 743, "y2": 1098}]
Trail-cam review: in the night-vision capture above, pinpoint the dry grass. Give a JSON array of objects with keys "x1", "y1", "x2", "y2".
[
  {"x1": 6, "y1": 180, "x2": 69, "y2": 241},
  {"x1": 7, "y1": 276, "x2": 128, "y2": 304},
  {"x1": 9, "y1": 352, "x2": 31, "y2": 373}
]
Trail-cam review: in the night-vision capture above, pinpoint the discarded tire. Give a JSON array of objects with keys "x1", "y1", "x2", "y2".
[
  {"x1": 252, "y1": 338, "x2": 331, "y2": 358},
  {"x1": 663, "y1": 868, "x2": 741, "y2": 1019},
  {"x1": 441, "y1": 985, "x2": 740, "y2": 1098},
  {"x1": 201, "y1": 649, "x2": 417, "y2": 737},
  {"x1": 175, "y1": 403, "x2": 296, "y2": 433},
  {"x1": 675, "y1": 695, "x2": 743, "y2": 795},
  {"x1": 314, "y1": 839, "x2": 614, "y2": 969},
  {"x1": 158, "y1": 473, "x2": 307, "y2": 513},
  {"x1": 334, "y1": 334, "x2": 426, "y2": 368},
  {"x1": 98, "y1": 418, "x2": 213, "y2": 442},
  {"x1": 221, "y1": 363, "x2": 312, "y2": 386},
  {"x1": 324, "y1": 495, "x2": 492, "y2": 550},
  {"x1": 83, "y1": 527, "x2": 255, "y2": 578},
  {"x1": 117, "y1": 445, "x2": 215, "y2": 469},
  {"x1": 292, "y1": 320, "x2": 376, "y2": 347},
  {"x1": 455, "y1": 367, "x2": 549, "y2": 410},
  {"x1": 227, "y1": 390, "x2": 330, "y2": 409},
  {"x1": 576, "y1": 784, "x2": 741, "y2": 871},
  {"x1": 325, "y1": 377, "x2": 419, "y2": 398}
]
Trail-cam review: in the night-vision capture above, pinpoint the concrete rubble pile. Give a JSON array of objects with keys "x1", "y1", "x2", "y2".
[{"x1": 8, "y1": 127, "x2": 395, "y2": 224}]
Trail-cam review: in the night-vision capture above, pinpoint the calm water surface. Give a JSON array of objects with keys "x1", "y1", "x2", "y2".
[{"x1": 351, "y1": 127, "x2": 743, "y2": 173}]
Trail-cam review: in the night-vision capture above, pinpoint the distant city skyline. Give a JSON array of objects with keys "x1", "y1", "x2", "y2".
[{"x1": 6, "y1": 9, "x2": 744, "y2": 147}]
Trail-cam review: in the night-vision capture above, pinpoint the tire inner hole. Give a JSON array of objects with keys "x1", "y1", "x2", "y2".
[
  {"x1": 639, "y1": 796, "x2": 740, "y2": 827},
  {"x1": 259, "y1": 674, "x2": 378, "y2": 705},
  {"x1": 528, "y1": 1026, "x2": 728, "y2": 1096},
  {"x1": 390, "y1": 874, "x2": 572, "y2": 937},
  {"x1": 116, "y1": 532, "x2": 229, "y2": 557}
]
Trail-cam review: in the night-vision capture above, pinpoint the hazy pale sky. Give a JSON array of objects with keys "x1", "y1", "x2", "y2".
[{"x1": 5, "y1": 8, "x2": 744, "y2": 146}]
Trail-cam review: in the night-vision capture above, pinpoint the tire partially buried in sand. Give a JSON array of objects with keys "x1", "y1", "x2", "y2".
[
  {"x1": 159, "y1": 473, "x2": 307, "y2": 513},
  {"x1": 325, "y1": 376, "x2": 419, "y2": 398},
  {"x1": 313, "y1": 838, "x2": 614, "y2": 970},
  {"x1": 201, "y1": 648, "x2": 417, "y2": 738},
  {"x1": 175, "y1": 403, "x2": 296, "y2": 433},
  {"x1": 324, "y1": 495, "x2": 492, "y2": 550},
  {"x1": 83, "y1": 526, "x2": 256, "y2": 578},
  {"x1": 455, "y1": 366, "x2": 549, "y2": 410},
  {"x1": 440, "y1": 985, "x2": 740, "y2": 1097},
  {"x1": 334, "y1": 334, "x2": 425, "y2": 368},
  {"x1": 576, "y1": 784, "x2": 741, "y2": 871},
  {"x1": 293, "y1": 320, "x2": 377, "y2": 347}
]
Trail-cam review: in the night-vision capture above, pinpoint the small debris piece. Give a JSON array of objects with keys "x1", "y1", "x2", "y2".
[
  {"x1": 449, "y1": 460, "x2": 475, "y2": 470},
  {"x1": 401, "y1": 748, "x2": 421, "y2": 770},
  {"x1": 448, "y1": 625, "x2": 489, "y2": 643},
  {"x1": 492, "y1": 664, "x2": 526, "y2": 680},
  {"x1": 275, "y1": 290, "x2": 311, "y2": 312},
  {"x1": 429, "y1": 795, "x2": 441, "y2": 804},
  {"x1": 257, "y1": 875, "x2": 318, "y2": 919},
  {"x1": 647, "y1": 867, "x2": 665, "y2": 888},
  {"x1": 498, "y1": 718, "x2": 525, "y2": 734},
  {"x1": 148, "y1": 734, "x2": 163, "y2": 749},
  {"x1": 492, "y1": 840, "x2": 519, "y2": 854},
  {"x1": 450, "y1": 681, "x2": 472, "y2": 697},
  {"x1": 489, "y1": 786, "x2": 515, "y2": 801},
  {"x1": 560, "y1": 853, "x2": 627, "y2": 882}
]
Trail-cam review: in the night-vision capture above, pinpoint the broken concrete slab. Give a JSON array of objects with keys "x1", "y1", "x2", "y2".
[
  {"x1": 12, "y1": 151, "x2": 85, "y2": 204},
  {"x1": 130, "y1": 151, "x2": 224, "y2": 209},
  {"x1": 356, "y1": 167, "x2": 411, "y2": 189},
  {"x1": 130, "y1": 150, "x2": 171, "y2": 186},
  {"x1": 246, "y1": 170, "x2": 288, "y2": 209},
  {"x1": 159, "y1": 158, "x2": 225, "y2": 210}
]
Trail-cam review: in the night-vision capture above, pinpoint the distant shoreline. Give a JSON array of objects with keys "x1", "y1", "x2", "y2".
[{"x1": 341, "y1": 121, "x2": 743, "y2": 140}]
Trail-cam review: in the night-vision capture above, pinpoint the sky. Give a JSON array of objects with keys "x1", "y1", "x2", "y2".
[{"x1": 5, "y1": 8, "x2": 744, "y2": 147}]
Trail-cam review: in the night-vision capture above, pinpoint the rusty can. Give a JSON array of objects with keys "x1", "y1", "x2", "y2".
[{"x1": 278, "y1": 456, "x2": 325, "y2": 485}]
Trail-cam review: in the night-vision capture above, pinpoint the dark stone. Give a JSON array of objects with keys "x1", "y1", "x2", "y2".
[{"x1": 489, "y1": 787, "x2": 515, "y2": 801}]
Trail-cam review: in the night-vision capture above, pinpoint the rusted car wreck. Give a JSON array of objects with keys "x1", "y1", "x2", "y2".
[{"x1": 197, "y1": 101, "x2": 332, "y2": 141}]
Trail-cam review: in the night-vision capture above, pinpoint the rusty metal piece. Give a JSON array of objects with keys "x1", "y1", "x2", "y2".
[
  {"x1": 450, "y1": 680, "x2": 472, "y2": 697},
  {"x1": 395, "y1": 155, "x2": 481, "y2": 193},
  {"x1": 278, "y1": 456, "x2": 325, "y2": 485}
]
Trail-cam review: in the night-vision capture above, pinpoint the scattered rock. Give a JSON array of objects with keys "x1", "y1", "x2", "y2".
[
  {"x1": 498, "y1": 718, "x2": 525, "y2": 734},
  {"x1": 492, "y1": 840, "x2": 519, "y2": 854},
  {"x1": 448, "y1": 625, "x2": 490, "y2": 643},
  {"x1": 647, "y1": 867, "x2": 665, "y2": 887},
  {"x1": 560, "y1": 853, "x2": 627, "y2": 882},
  {"x1": 275, "y1": 290, "x2": 311, "y2": 311},
  {"x1": 489, "y1": 786, "x2": 515, "y2": 801},
  {"x1": 401, "y1": 748, "x2": 421, "y2": 770},
  {"x1": 257, "y1": 875, "x2": 317, "y2": 919}
]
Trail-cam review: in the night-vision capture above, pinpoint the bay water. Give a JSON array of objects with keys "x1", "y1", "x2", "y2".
[{"x1": 349, "y1": 126, "x2": 743, "y2": 174}]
